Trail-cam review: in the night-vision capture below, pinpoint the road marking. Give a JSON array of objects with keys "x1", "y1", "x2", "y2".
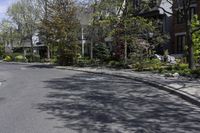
[{"x1": 0, "y1": 82, "x2": 2, "y2": 86}]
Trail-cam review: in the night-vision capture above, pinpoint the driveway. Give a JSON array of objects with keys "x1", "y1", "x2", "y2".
[{"x1": 0, "y1": 63, "x2": 200, "y2": 133}]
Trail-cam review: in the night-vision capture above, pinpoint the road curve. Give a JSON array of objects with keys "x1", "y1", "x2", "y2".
[{"x1": 0, "y1": 63, "x2": 200, "y2": 133}]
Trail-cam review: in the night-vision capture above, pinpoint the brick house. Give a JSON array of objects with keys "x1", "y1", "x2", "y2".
[
  {"x1": 133, "y1": 0, "x2": 173, "y2": 54},
  {"x1": 172, "y1": 0, "x2": 200, "y2": 55}
]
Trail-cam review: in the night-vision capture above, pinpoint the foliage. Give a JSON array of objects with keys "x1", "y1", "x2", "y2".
[
  {"x1": 41, "y1": 0, "x2": 80, "y2": 66},
  {"x1": 57, "y1": 43, "x2": 80, "y2": 66},
  {"x1": 91, "y1": 0, "x2": 169, "y2": 61},
  {"x1": 176, "y1": 63, "x2": 189, "y2": 70},
  {"x1": 192, "y1": 15, "x2": 200, "y2": 63},
  {"x1": 93, "y1": 43, "x2": 110, "y2": 62},
  {"x1": 0, "y1": 44, "x2": 5, "y2": 58},
  {"x1": 76, "y1": 57, "x2": 93, "y2": 67},
  {"x1": 7, "y1": 0, "x2": 41, "y2": 58},
  {"x1": 3, "y1": 55, "x2": 12, "y2": 62},
  {"x1": 15, "y1": 55, "x2": 27, "y2": 62},
  {"x1": 132, "y1": 58, "x2": 163, "y2": 71},
  {"x1": 191, "y1": 68, "x2": 200, "y2": 76},
  {"x1": 108, "y1": 60, "x2": 127, "y2": 68},
  {"x1": 26, "y1": 54, "x2": 40, "y2": 62}
]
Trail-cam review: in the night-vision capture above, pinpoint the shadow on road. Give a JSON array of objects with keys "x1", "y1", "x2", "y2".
[
  {"x1": 37, "y1": 73, "x2": 200, "y2": 133},
  {"x1": 26, "y1": 64, "x2": 55, "y2": 69},
  {"x1": 0, "y1": 97, "x2": 5, "y2": 102}
]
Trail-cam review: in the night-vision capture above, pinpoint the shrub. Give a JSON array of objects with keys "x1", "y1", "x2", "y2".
[
  {"x1": 191, "y1": 68, "x2": 200, "y2": 76},
  {"x1": 108, "y1": 60, "x2": 128, "y2": 68},
  {"x1": 15, "y1": 55, "x2": 27, "y2": 62},
  {"x1": 33, "y1": 54, "x2": 41, "y2": 62},
  {"x1": 3, "y1": 55, "x2": 12, "y2": 62},
  {"x1": 55, "y1": 42, "x2": 80, "y2": 66},
  {"x1": 178, "y1": 69, "x2": 191, "y2": 76},
  {"x1": 176, "y1": 63, "x2": 189, "y2": 70},
  {"x1": 94, "y1": 43, "x2": 110, "y2": 62},
  {"x1": 76, "y1": 57, "x2": 92, "y2": 67},
  {"x1": 132, "y1": 59, "x2": 163, "y2": 71},
  {"x1": 26, "y1": 54, "x2": 41, "y2": 62}
]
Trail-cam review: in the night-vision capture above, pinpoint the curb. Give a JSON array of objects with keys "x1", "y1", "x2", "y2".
[
  {"x1": 1, "y1": 61, "x2": 53, "y2": 66},
  {"x1": 56, "y1": 67, "x2": 200, "y2": 107}
]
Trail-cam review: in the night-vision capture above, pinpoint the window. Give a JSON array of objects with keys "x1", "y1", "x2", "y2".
[
  {"x1": 190, "y1": 7, "x2": 196, "y2": 20},
  {"x1": 177, "y1": 10, "x2": 184, "y2": 24},
  {"x1": 176, "y1": 35, "x2": 185, "y2": 54},
  {"x1": 176, "y1": 6, "x2": 197, "y2": 24}
]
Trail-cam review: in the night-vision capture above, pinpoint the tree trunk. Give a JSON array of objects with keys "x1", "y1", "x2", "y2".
[
  {"x1": 30, "y1": 36, "x2": 34, "y2": 62},
  {"x1": 186, "y1": 19, "x2": 195, "y2": 70},
  {"x1": 187, "y1": 33, "x2": 195, "y2": 70},
  {"x1": 90, "y1": 39, "x2": 93, "y2": 59},
  {"x1": 81, "y1": 26, "x2": 85, "y2": 57}
]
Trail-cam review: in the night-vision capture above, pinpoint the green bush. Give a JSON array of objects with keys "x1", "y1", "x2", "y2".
[
  {"x1": 33, "y1": 54, "x2": 40, "y2": 62},
  {"x1": 3, "y1": 55, "x2": 12, "y2": 62},
  {"x1": 6, "y1": 53, "x2": 23, "y2": 61},
  {"x1": 191, "y1": 68, "x2": 200, "y2": 76},
  {"x1": 165, "y1": 65, "x2": 175, "y2": 71},
  {"x1": 178, "y1": 69, "x2": 191, "y2": 76},
  {"x1": 94, "y1": 43, "x2": 110, "y2": 62},
  {"x1": 108, "y1": 60, "x2": 127, "y2": 68},
  {"x1": 15, "y1": 55, "x2": 27, "y2": 62},
  {"x1": 132, "y1": 59, "x2": 163, "y2": 71},
  {"x1": 76, "y1": 57, "x2": 92, "y2": 67},
  {"x1": 26, "y1": 54, "x2": 41, "y2": 62},
  {"x1": 176, "y1": 63, "x2": 189, "y2": 70}
]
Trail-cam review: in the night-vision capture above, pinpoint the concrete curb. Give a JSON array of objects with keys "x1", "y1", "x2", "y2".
[
  {"x1": 56, "y1": 67, "x2": 200, "y2": 107},
  {"x1": 1, "y1": 61, "x2": 53, "y2": 66}
]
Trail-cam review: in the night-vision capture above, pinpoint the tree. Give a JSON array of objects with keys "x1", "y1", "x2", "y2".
[
  {"x1": 0, "y1": 19, "x2": 21, "y2": 54},
  {"x1": 93, "y1": 42, "x2": 110, "y2": 62},
  {"x1": 192, "y1": 15, "x2": 200, "y2": 63},
  {"x1": 40, "y1": 0, "x2": 80, "y2": 65},
  {"x1": 90, "y1": 0, "x2": 168, "y2": 63},
  {"x1": 159, "y1": 0, "x2": 200, "y2": 70},
  {"x1": 7, "y1": 0, "x2": 41, "y2": 60}
]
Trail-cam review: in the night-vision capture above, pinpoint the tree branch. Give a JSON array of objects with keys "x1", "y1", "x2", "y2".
[{"x1": 157, "y1": 6, "x2": 173, "y2": 15}]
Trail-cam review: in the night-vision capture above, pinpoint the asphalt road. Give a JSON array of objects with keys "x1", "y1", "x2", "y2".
[{"x1": 0, "y1": 63, "x2": 200, "y2": 133}]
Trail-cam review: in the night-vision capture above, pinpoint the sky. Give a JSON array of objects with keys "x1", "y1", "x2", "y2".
[{"x1": 0, "y1": 0, "x2": 17, "y2": 20}]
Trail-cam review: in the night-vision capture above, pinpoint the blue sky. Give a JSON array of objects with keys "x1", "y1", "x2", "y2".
[{"x1": 0, "y1": 0, "x2": 17, "y2": 20}]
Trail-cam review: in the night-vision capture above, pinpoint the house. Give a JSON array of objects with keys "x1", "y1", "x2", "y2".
[
  {"x1": 133, "y1": 0, "x2": 173, "y2": 54},
  {"x1": 172, "y1": 0, "x2": 200, "y2": 55},
  {"x1": 5, "y1": 32, "x2": 48, "y2": 59}
]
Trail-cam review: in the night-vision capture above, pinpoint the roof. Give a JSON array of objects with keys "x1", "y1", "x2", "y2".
[
  {"x1": 139, "y1": 0, "x2": 161, "y2": 14},
  {"x1": 139, "y1": 0, "x2": 172, "y2": 17}
]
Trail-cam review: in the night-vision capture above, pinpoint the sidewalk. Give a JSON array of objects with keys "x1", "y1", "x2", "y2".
[{"x1": 56, "y1": 66, "x2": 200, "y2": 107}]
